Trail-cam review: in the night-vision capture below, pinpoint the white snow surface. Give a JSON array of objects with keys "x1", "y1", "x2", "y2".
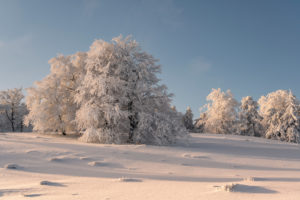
[{"x1": 1, "y1": 132, "x2": 300, "y2": 200}]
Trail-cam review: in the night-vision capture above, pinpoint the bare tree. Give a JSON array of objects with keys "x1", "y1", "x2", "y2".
[{"x1": 0, "y1": 88, "x2": 25, "y2": 132}]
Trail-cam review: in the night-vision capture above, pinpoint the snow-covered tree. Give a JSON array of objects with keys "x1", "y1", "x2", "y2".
[
  {"x1": 258, "y1": 90, "x2": 300, "y2": 143},
  {"x1": 194, "y1": 112, "x2": 207, "y2": 133},
  {"x1": 203, "y1": 88, "x2": 239, "y2": 134},
  {"x1": 238, "y1": 96, "x2": 263, "y2": 137},
  {"x1": 0, "y1": 88, "x2": 27, "y2": 132},
  {"x1": 182, "y1": 106, "x2": 194, "y2": 130},
  {"x1": 75, "y1": 36, "x2": 187, "y2": 144},
  {"x1": 25, "y1": 52, "x2": 87, "y2": 135}
]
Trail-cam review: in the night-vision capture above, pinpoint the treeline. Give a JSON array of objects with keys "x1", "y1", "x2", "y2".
[{"x1": 182, "y1": 88, "x2": 300, "y2": 143}]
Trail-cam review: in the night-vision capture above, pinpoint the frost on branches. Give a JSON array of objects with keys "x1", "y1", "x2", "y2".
[
  {"x1": 238, "y1": 96, "x2": 263, "y2": 137},
  {"x1": 25, "y1": 52, "x2": 87, "y2": 135},
  {"x1": 258, "y1": 90, "x2": 300, "y2": 143},
  {"x1": 25, "y1": 35, "x2": 186, "y2": 144},
  {"x1": 203, "y1": 88, "x2": 239, "y2": 134},
  {"x1": 75, "y1": 36, "x2": 187, "y2": 144}
]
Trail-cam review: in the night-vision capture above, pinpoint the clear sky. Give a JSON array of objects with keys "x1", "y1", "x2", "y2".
[{"x1": 0, "y1": 0, "x2": 299, "y2": 117}]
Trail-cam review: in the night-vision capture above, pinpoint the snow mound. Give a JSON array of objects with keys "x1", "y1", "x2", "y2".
[{"x1": 215, "y1": 183, "x2": 237, "y2": 192}]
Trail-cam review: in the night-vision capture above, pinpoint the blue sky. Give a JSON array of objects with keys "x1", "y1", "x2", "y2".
[{"x1": 0, "y1": 0, "x2": 300, "y2": 117}]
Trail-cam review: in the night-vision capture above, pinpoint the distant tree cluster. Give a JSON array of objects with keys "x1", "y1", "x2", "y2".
[
  {"x1": 25, "y1": 36, "x2": 187, "y2": 145},
  {"x1": 0, "y1": 88, "x2": 29, "y2": 132},
  {"x1": 192, "y1": 88, "x2": 300, "y2": 143}
]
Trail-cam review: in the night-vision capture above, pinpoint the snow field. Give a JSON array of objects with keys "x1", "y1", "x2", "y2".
[{"x1": 1, "y1": 132, "x2": 300, "y2": 199}]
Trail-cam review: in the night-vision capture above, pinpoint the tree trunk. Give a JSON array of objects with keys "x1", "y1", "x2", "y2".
[
  {"x1": 127, "y1": 69, "x2": 140, "y2": 143},
  {"x1": 5, "y1": 109, "x2": 15, "y2": 132},
  {"x1": 11, "y1": 105, "x2": 15, "y2": 132},
  {"x1": 58, "y1": 114, "x2": 66, "y2": 136},
  {"x1": 127, "y1": 101, "x2": 138, "y2": 143},
  {"x1": 128, "y1": 101, "x2": 134, "y2": 142},
  {"x1": 20, "y1": 120, "x2": 23, "y2": 132}
]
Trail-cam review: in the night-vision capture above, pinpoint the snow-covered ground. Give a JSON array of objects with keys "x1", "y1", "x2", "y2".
[{"x1": 1, "y1": 132, "x2": 300, "y2": 200}]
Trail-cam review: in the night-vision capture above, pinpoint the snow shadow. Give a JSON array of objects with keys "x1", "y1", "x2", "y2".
[
  {"x1": 0, "y1": 188, "x2": 34, "y2": 197},
  {"x1": 23, "y1": 193, "x2": 43, "y2": 197},
  {"x1": 254, "y1": 177, "x2": 300, "y2": 182},
  {"x1": 231, "y1": 184, "x2": 277, "y2": 194},
  {"x1": 40, "y1": 180, "x2": 66, "y2": 187},
  {"x1": 118, "y1": 177, "x2": 143, "y2": 182},
  {"x1": 4, "y1": 163, "x2": 22, "y2": 170}
]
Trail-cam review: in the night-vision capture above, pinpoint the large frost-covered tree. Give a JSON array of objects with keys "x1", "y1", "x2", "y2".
[
  {"x1": 25, "y1": 52, "x2": 87, "y2": 135},
  {"x1": 203, "y1": 88, "x2": 239, "y2": 134},
  {"x1": 258, "y1": 90, "x2": 300, "y2": 143},
  {"x1": 75, "y1": 36, "x2": 187, "y2": 144},
  {"x1": 0, "y1": 88, "x2": 27, "y2": 132},
  {"x1": 182, "y1": 106, "x2": 194, "y2": 130},
  {"x1": 238, "y1": 96, "x2": 263, "y2": 137}
]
